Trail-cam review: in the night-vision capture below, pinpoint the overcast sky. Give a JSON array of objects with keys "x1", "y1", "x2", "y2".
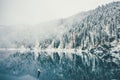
[{"x1": 0, "y1": 0, "x2": 119, "y2": 25}]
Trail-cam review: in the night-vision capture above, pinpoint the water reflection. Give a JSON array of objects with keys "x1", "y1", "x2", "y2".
[{"x1": 0, "y1": 51, "x2": 119, "y2": 80}]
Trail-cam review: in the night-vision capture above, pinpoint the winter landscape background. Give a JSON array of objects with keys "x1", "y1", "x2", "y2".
[{"x1": 0, "y1": 1, "x2": 120, "y2": 80}]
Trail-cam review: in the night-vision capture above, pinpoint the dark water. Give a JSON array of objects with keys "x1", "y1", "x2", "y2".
[{"x1": 0, "y1": 51, "x2": 119, "y2": 80}]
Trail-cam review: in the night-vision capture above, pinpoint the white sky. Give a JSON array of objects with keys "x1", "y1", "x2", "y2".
[{"x1": 0, "y1": 0, "x2": 119, "y2": 25}]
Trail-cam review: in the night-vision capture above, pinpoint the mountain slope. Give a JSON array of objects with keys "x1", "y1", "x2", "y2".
[{"x1": 45, "y1": 1, "x2": 120, "y2": 49}]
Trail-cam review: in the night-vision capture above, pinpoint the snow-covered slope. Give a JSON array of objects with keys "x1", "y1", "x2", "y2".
[
  {"x1": 45, "y1": 1, "x2": 120, "y2": 49},
  {"x1": 0, "y1": 6, "x2": 90, "y2": 48}
]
